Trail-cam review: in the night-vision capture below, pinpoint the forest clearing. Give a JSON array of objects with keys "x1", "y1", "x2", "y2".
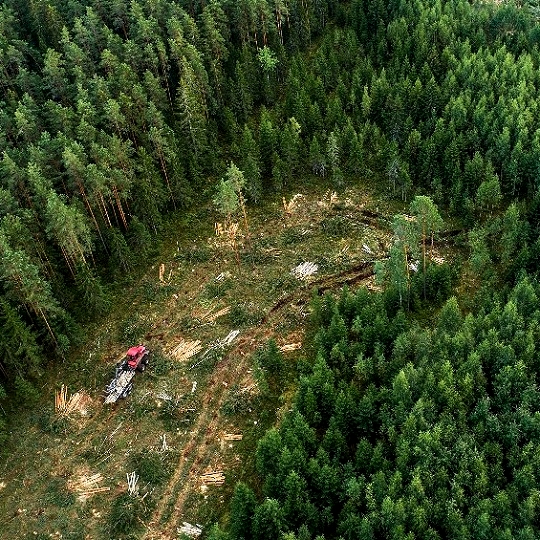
[
  {"x1": 2, "y1": 0, "x2": 540, "y2": 538},
  {"x1": 1, "y1": 183, "x2": 436, "y2": 539}
]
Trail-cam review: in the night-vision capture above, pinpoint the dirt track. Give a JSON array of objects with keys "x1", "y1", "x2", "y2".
[{"x1": 143, "y1": 261, "x2": 377, "y2": 538}]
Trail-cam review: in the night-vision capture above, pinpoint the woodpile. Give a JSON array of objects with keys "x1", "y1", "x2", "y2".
[
  {"x1": 170, "y1": 339, "x2": 203, "y2": 362},
  {"x1": 279, "y1": 342, "x2": 302, "y2": 352},
  {"x1": 215, "y1": 221, "x2": 242, "y2": 264},
  {"x1": 68, "y1": 473, "x2": 110, "y2": 501},
  {"x1": 178, "y1": 522, "x2": 203, "y2": 538},
  {"x1": 200, "y1": 471, "x2": 225, "y2": 485},
  {"x1": 223, "y1": 434, "x2": 243, "y2": 441},
  {"x1": 159, "y1": 263, "x2": 173, "y2": 283},
  {"x1": 126, "y1": 471, "x2": 139, "y2": 496},
  {"x1": 189, "y1": 330, "x2": 240, "y2": 370},
  {"x1": 317, "y1": 190, "x2": 339, "y2": 209},
  {"x1": 204, "y1": 306, "x2": 231, "y2": 323},
  {"x1": 160, "y1": 434, "x2": 169, "y2": 451},
  {"x1": 55, "y1": 385, "x2": 91, "y2": 417},
  {"x1": 215, "y1": 222, "x2": 241, "y2": 248},
  {"x1": 55, "y1": 385, "x2": 68, "y2": 413},
  {"x1": 192, "y1": 305, "x2": 231, "y2": 324}
]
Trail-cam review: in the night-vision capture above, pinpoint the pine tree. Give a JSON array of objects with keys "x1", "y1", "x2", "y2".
[
  {"x1": 409, "y1": 196, "x2": 443, "y2": 300},
  {"x1": 229, "y1": 482, "x2": 257, "y2": 540},
  {"x1": 327, "y1": 131, "x2": 343, "y2": 186},
  {"x1": 0, "y1": 298, "x2": 42, "y2": 379},
  {"x1": 237, "y1": 126, "x2": 262, "y2": 202},
  {"x1": 253, "y1": 498, "x2": 284, "y2": 540}
]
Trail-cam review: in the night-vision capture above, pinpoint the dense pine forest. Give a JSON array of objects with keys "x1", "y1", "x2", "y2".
[{"x1": 2, "y1": 0, "x2": 540, "y2": 536}]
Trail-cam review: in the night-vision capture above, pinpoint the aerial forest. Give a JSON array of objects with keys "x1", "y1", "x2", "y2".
[{"x1": 2, "y1": 0, "x2": 540, "y2": 536}]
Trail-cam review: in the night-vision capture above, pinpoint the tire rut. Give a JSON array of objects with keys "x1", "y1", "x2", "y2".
[{"x1": 143, "y1": 261, "x2": 379, "y2": 538}]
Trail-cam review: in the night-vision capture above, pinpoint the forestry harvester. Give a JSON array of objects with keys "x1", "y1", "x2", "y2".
[{"x1": 104, "y1": 345, "x2": 149, "y2": 404}]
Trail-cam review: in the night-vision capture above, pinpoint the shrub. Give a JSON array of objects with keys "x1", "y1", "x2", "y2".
[
  {"x1": 321, "y1": 215, "x2": 353, "y2": 236},
  {"x1": 108, "y1": 492, "x2": 152, "y2": 537},
  {"x1": 227, "y1": 303, "x2": 263, "y2": 327},
  {"x1": 131, "y1": 451, "x2": 169, "y2": 486},
  {"x1": 221, "y1": 384, "x2": 255, "y2": 416}
]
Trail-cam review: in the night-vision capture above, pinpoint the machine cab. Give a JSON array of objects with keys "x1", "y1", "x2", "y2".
[{"x1": 126, "y1": 345, "x2": 145, "y2": 369}]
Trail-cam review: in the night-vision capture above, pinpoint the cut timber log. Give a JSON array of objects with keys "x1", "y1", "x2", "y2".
[
  {"x1": 104, "y1": 370, "x2": 135, "y2": 404},
  {"x1": 127, "y1": 471, "x2": 139, "y2": 496},
  {"x1": 292, "y1": 262, "x2": 318, "y2": 279},
  {"x1": 55, "y1": 385, "x2": 90, "y2": 416},
  {"x1": 189, "y1": 330, "x2": 240, "y2": 370},
  {"x1": 78, "y1": 487, "x2": 110, "y2": 496},
  {"x1": 279, "y1": 342, "x2": 302, "y2": 352},
  {"x1": 55, "y1": 385, "x2": 68, "y2": 413},
  {"x1": 178, "y1": 522, "x2": 203, "y2": 538},
  {"x1": 223, "y1": 434, "x2": 243, "y2": 441},
  {"x1": 170, "y1": 339, "x2": 203, "y2": 363},
  {"x1": 69, "y1": 472, "x2": 110, "y2": 501},
  {"x1": 200, "y1": 471, "x2": 225, "y2": 485}
]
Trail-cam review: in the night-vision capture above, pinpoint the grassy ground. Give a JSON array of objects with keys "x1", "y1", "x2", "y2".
[{"x1": 0, "y1": 177, "x2": 455, "y2": 540}]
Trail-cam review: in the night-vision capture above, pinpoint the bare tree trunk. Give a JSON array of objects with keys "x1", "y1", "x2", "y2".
[
  {"x1": 404, "y1": 243, "x2": 410, "y2": 311},
  {"x1": 112, "y1": 185, "x2": 128, "y2": 229},
  {"x1": 422, "y1": 223, "x2": 426, "y2": 300},
  {"x1": 156, "y1": 148, "x2": 177, "y2": 210}
]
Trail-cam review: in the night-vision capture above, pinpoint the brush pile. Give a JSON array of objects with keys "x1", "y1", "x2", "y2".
[
  {"x1": 55, "y1": 385, "x2": 92, "y2": 417},
  {"x1": 292, "y1": 261, "x2": 318, "y2": 279}
]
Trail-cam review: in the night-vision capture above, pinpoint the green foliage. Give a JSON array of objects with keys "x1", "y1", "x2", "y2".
[
  {"x1": 227, "y1": 302, "x2": 263, "y2": 327},
  {"x1": 204, "y1": 276, "x2": 233, "y2": 299},
  {"x1": 206, "y1": 524, "x2": 231, "y2": 540},
  {"x1": 177, "y1": 244, "x2": 212, "y2": 264},
  {"x1": 229, "y1": 482, "x2": 257, "y2": 540},
  {"x1": 214, "y1": 177, "x2": 239, "y2": 218},
  {"x1": 35, "y1": 409, "x2": 71, "y2": 435},
  {"x1": 258, "y1": 47, "x2": 279, "y2": 73},
  {"x1": 320, "y1": 216, "x2": 353, "y2": 237},
  {"x1": 3, "y1": 1, "x2": 540, "y2": 533},
  {"x1": 214, "y1": 162, "x2": 247, "y2": 222},
  {"x1": 224, "y1": 278, "x2": 540, "y2": 539},
  {"x1": 256, "y1": 340, "x2": 285, "y2": 379},
  {"x1": 0, "y1": 414, "x2": 9, "y2": 449},
  {"x1": 279, "y1": 227, "x2": 307, "y2": 246},
  {"x1": 14, "y1": 376, "x2": 40, "y2": 405},
  {"x1": 108, "y1": 492, "x2": 152, "y2": 537},
  {"x1": 130, "y1": 451, "x2": 169, "y2": 486},
  {"x1": 221, "y1": 384, "x2": 255, "y2": 416},
  {"x1": 150, "y1": 349, "x2": 175, "y2": 377},
  {"x1": 45, "y1": 478, "x2": 75, "y2": 508},
  {"x1": 118, "y1": 316, "x2": 147, "y2": 344},
  {"x1": 253, "y1": 498, "x2": 284, "y2": 540},
  {"x1": 476, "y1": 174, "x2": 502, "y2": 214}
]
